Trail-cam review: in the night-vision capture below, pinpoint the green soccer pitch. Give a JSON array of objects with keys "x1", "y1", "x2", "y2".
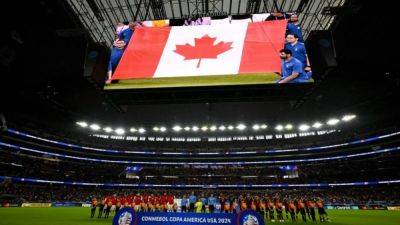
[{"x1": 1, "y1": 208, "x2": 400, "y2": 225}]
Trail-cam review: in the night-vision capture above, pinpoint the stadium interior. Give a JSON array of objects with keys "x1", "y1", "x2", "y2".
[{"x1": 0, "y1": 0, "x2": 399, "y2": 225}]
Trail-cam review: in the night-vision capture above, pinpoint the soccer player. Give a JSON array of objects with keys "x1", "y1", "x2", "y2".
[
  {"x1": 278, "y1": 49, "x2": 310, "y2": 83},
  {"x1": 116, "y1": 199, "x2": 121, "y2": 214},
  {"x1": 298, "y1": 200, "x2": 307, "y2": 222},
  {"x1": 245, "y1": 193, "x2": 253, "y2": 210},
  {"x1": 181, "y1": 194, "x2": 189, "y2": 212},
  {"x1": 317, "y1": 199, "x2": 329, "y2": 222},
  {"x1": 275, "y1": 201, "x2": 284, "y2": 222},
  {"x1": 288, "y1": 201, "x2": 297, "y2": 222},
  {"x1": 251, "y1": 199, "x2": 257, "y2": 211},
  {"x1": 200, "y1": 194, "x2": 207, "y2": 213},
  {"x1": 232, "y1": 199, "x2": 239, "y2": 214},
  {"x1": 223, "y1": 199, "x2": 231, "y2": 213},
  {"x1": 195, "y1": 198, "x2": 203, "y2": 213},
  {"x1": 189, "y1": 192, "x2": 197, "y2": 212},
  {"x1": 90, "y1": 198, "x2": 97, "y2": 218},
  {"x1": 253, "y1": 195, "x2": 262, "y2": 215},
  {"x1": 208, "y1": 194, "x2": 217, "y2": 213},
  {"x1": 285, "y1": 34, "x2": 311, "y2": 71},
  {"x1": 134, "y1": 193, "x2": 142, "y2": 212},
  {"x1": 142, "y1": 194, "x2": 149, "y2": 212},
  {"x1": 240, "y1": 199, "x2": 248, "y2": 211},
  {"x1": 173, "y1": 202, "x2": 178, "y2": 212},
  {"x1": 287, "y1": 14, "x2": 304, "y2": 42},
  {"x1": 155, "y1": 200, "x2": 162, "y2": 212},
  {"x1": 268, "y1": 200, "x2": 275, "y2": 222},
  {"x1": 307, "y1": 200, "x2": 316, "y2": 222},
  {"x1": 149, "y1": 194, "x2": 156, "y2": 212},
  {"x1": 98, "y1": 199, "x2": 105, "y2": 218},
  {"x1": 104, "y1": 200, "x2": 112, "y2": 219},
  {"x1": 259, "y1": 199, "x2": 267, "y2": 221},
  {"x1": 167, "y1": 193, "x2": 175, "y2": 212},
  {"x1": 283, "y1": 200, "x2": 289, "y2": 220}
]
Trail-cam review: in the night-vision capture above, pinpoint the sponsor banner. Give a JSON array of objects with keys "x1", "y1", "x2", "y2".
[
  {"x1": 52, "y1": 202, "x2": 82, "y2": 207},
  {"x1": 326, "y1": 205, "x2": 359, "y2": 210},
  {"x1": 82, "y1": 203, "x2": 92, "y2": 208},
  {"x1": 387, "y1": 206, "x2": 400, "y2": 211},
  {"x1": 21, "y1": 203, "x2": 52, "y2": 208},
  {"x1": 0, "y1": 203, "x2": 20, "y2": 207},
  {"x1": 358, "y1": 205, "x2": 387, "y2": 210},
  {"x1": 113, "y1": 208, "x2": 264, "y2": 225}
]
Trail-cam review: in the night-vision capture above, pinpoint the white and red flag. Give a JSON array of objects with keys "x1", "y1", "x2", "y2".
[{"x1": 112, "y1": 20, "x2": 287, "y2": 80}]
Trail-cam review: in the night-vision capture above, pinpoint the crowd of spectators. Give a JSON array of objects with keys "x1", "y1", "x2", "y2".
[
  {"x1": 1, "y1": 182, "x2": 399, "y2": 206},
  {"x1": 0, "y1": 151, "x2": 399, "y2": 185}
]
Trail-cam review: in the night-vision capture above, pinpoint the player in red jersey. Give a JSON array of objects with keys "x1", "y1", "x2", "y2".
[
  {"x1": 275, "y1": 201, "x2": 284, "y2": 222},
  {"x1": 297, "y1": 200, "x2": 307, "y2": 222},
  {"x1": 316, "y1": 199, "x2": 329, "y2": 222},
  {"x1": 134, "y1": 193, "x2": 142, "y2": 211},
  {"x1": 90, "y1": 198, "x2": 97, "y2": 218},
  {"x1": 307, "y1": 200, "x2": 316, "y2": 222},
  {"x1": 267, "y1": 200, "x2": 275, "y2": 222},
  {"x1": 288, "y1": 201, "x2": 297, "y2": 222},
  {"x1": 167, "y1": 193, "x2": 175, "y2": 212}
]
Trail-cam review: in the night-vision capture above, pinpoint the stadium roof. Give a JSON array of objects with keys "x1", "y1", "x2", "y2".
[{"x1": 66, "y1": 0, "x2": 346, "y2": 46}]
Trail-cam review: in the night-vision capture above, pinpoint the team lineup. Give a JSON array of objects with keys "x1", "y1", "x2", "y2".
[{"x1": 91, "y1": 192, "x2": 329, "y2": 223}]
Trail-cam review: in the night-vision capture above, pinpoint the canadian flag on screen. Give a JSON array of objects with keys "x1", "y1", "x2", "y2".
[{"x1": 112, "y1": 20, "x2": 287, "y2": 80}]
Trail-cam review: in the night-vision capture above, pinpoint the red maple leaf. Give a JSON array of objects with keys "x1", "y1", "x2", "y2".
[{"x1": 174, "y1": 35, "x2": 233, "y2": 68}]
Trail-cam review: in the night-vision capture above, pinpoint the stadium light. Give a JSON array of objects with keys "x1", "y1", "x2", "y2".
[
  {"x1": 159, "y1": 127, "x2": 167, "y2": 132},
  {"x1": 138, "y1": 128, "x2": 146, "y2": 134},
  {"x1": 252, "y1": 124, "x2": 260, "y2": 131},
  {"x1": 210, "y1": 125, "x2": 217, "y2": 131},
  {"x1": 299, "y1": 124, "x2": 310, "y2": 131},
  {"x1": 173, "y1": 125, "x2": 182, "y2": 132},
  {"x1": 115, "y1": 128, "x2": 125, "y2": 135},
  {"x1": 327, "y1": 118, "x2": 340, "y2": 125},
  {"x1": 236, "y1": 124, "x2": 246, "y2": 131},
  {"x1": 285, "y1": 124, "x2": 293, "y2": 130},
  {"x1": 342, "y1": 114, "x2": 356, "y2": 121},
  {"x1": 130, "y1": 127, "x2": 137, "y2": 133},
  {"x1": 103, "y1": 127, "x2": 113, "y2": 133},
  {"x1": 192, "y1": 126, "x2": 199, "y2": 132},
  {"x1": 218, "y1": 125, "x2": 226, "y2": 131},
  {"x1": 184, "y1": 126, "x2": 191, "y2": 131},
  {"x1": 312, "y1": 122, "x2": 323, "y2": 129},
  {"x1": 76, "y1": 121, "x2": 88, "y2": 128},
  {"x1": 275, "y1": 125, "x2": 284, "y2": 131},
  {"x1": 201, "y1": 126, "x2": 208, "y2": 131},
  {"x1": 260, "y1": 124, "x2": 268, "y2": 129},
  {"x1": 227, "y1": 125, "x2": 234, "y2": 130},
  {"x1": 89, "y1": 124, "x2": 101, "y2": 131},
  {"x1": 152, "y1": 127, "x2": 160, "y2": 132}
]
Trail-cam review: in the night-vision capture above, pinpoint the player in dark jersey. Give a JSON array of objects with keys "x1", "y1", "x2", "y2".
[
  {"x1": 288, "y1": 201, "x2": 297, "y2": 222},
  {"x1": 97, "y1": 200, "x2": 105, "y2": 218},
  {"x1": 268, "y1": 201, "x2": 275, "y2": 222},
  {"x1": 298, "y1": 200, "x2": 307, "y2": 222},
  {"x1": 275, "y1": 201, "x2": 284, "y2": 222},
  {"x1": 116, "y1": 199, "x2": 121, "y2": 214},
  {"x1": 305, "y1": 200, "x2": 311, "y2": 220},
  {"x1": 283, "y1": 200, "x2": 289, "y2": 220},
  {"x1": 90, "y1": 198, "x2": 97, "y2": 218},
  {"x1": 317, "y1": 200, "x2": 329, "y2": 222},
  {"x1": 104, "y1": 200, "x2": 112, "y2": 218},
  {"x1": 307, "y1": 200, "x2": 316, "y2": 222}
]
